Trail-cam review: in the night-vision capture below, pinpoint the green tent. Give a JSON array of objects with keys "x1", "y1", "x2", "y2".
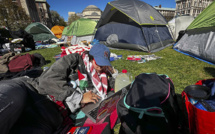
[
  {"x1": 62, "y1": 26, "x2": 69, "y2": 35},
  {"x1": 187, "y1": 1, "x2": 215, "y2": 30},
  {"x1": 174, "y1": 1, "x2": 215, "y2": 64},
  {"x1": 25, "y1": 22, "x2": 57, "y2": 41},
  {"x1": 66, "y1": 18, "x2": 97, "y2": 36}
]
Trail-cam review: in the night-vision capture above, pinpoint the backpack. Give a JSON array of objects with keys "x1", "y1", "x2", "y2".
[
  {"x1": 117, "y1": 73, "x2": 180, "y2": 134},
  {"x1": 11, "y1": 29, "x2": 35, "y2": 50},
  {"x1": 8, "y1": 53, "x2": 35, "y2": 72}
]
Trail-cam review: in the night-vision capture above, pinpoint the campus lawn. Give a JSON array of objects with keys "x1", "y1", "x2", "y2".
[{"x1": 27, "y1": 45, "x2": 215, "y2": 94}]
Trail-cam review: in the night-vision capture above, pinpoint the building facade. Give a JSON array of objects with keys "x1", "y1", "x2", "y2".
[
  {"x1": 35, "y1": 0, "x2": 52, "y2": 28},
  {"x1": 175, "y1": 0, "x2": 213, "y2": 17},
  {"x1": 13, "y1": 0, "x2": 40, "y2": 22},
  {"x1": 69, "y1": 5, "x2": 102, "y2": 21},
  {"x1": 4, "y1": 0, "x2": 52, "y2": 28},
  {"x1": 82, "y1": 5, "x2": 102, "y2": 21},
  {"x1": 154, "y1": 5, "x2": 176, "y2": 21}
]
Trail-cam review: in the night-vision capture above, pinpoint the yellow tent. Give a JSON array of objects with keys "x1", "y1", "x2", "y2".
[{"x1": 51, "y1": 25, "x2": 65, "y2": 38}]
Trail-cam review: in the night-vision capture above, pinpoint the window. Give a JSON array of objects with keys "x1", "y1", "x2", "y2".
[
  {"x1": 183, "y1": 2, "x2": 186, "y2": 8},
  {"x1": 194, "y1": 1, "x2": 197, "y2": 6},
  {"x1": 187, "y1": 10, "x2": 190, "y2": 14},
  {"x1": 38, "y1": 3, "x2": 42, "y2": 8},
  {"x1": 199, "y1": 2, "x2": 202, "y2": 7}
]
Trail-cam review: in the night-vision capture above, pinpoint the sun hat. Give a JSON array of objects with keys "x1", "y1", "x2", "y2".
[{"x1": 89, "y1": 44, "x2": 111, "y2": 66}]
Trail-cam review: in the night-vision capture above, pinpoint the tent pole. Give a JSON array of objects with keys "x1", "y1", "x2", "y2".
[
  {"x1": 155, "y1": 25, "x2": 164, "y2": 47},
  {"x1": 140, "y1": 25, "x2": 150, "y2": 52}
]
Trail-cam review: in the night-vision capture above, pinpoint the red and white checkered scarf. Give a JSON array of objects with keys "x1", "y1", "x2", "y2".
[{"x1": 82, "y1": 53, "x2": 108, "y2": 99}]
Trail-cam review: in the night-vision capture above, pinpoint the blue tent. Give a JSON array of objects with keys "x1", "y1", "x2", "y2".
[{"x1": 94, "y1": 0, "x2": 174, "y2": 52}]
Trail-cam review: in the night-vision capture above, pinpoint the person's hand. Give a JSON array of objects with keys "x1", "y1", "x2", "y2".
[
  {"x1": 106, "y1": 66, "x2": 114, "y2": 74},
  {"x1": 81, "y1": 91, "x2": 101, "y2": 104}
]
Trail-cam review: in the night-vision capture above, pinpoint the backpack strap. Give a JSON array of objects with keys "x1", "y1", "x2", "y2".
[
  {"x1": 123, "y1": 95, "x2": 166, "y2": 119},
  {"x1": 121, "y1": 122, "x2": 135, "y2": 134}
]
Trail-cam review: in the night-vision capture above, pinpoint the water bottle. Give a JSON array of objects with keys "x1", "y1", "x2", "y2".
[{"x1": 114, "y1": 69, "x2": 133, "y2": 92}]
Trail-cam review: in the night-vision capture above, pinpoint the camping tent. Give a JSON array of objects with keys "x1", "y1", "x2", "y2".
[
  {"x1": 25, "y1": 22, "x2": 57, "y2": 42},
  {"x1": 62, "y1": 26, "x2": 69, "y2": 36},
  {"x1": 173, "y1": 1, "x2": 215, "y2": 64},
  {"x1": 94, "y1": 0, "x2": 174, "y2": 52},
  {"x1": 65, "y1": 18, "x2": 97, "y2": 45},
  {"x1": 168, "y1": 16, "x2": 194, "y2": 41},
  {"x1": 51, "y1": 25, "x2": 65, "y2": 39}
]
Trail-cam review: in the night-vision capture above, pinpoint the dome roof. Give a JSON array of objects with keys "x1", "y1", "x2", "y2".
[{"x1": 83, "y1": 5, "x2": 101, "y2": 12}]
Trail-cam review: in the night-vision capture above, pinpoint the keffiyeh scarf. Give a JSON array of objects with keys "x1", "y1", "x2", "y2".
[{"x1": 78, "y1": 53, "x2": 108, "y2": 99}]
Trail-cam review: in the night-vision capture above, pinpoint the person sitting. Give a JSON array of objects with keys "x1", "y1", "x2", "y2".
[
  {"x1": 29, "y1": 43, "x2": 116, "y2": 113},
  {"x1": 0, "y1": 44, "x2": 117, "y2": 134}
]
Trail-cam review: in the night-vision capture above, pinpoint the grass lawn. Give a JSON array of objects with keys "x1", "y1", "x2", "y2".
[{"x1": 26, "y1": 45, "x2": 215, "y2": 94}]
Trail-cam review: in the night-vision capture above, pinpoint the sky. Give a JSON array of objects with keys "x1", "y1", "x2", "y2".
[{"x1": 46, "y1": 0, "x2": 176, "y2": 21}]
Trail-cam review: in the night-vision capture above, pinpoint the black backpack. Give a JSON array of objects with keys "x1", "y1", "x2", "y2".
[{"x1": 117, "y1": 73, "x2": 180, "y2": 134}]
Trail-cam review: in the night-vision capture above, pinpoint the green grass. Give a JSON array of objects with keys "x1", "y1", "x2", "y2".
[{"x1": 26, "y1": 46, "x2": 215, "y2": 94}]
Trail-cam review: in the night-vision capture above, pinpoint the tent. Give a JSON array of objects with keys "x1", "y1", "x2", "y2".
[
  {"x1": 168, "y1": 15, "x2": 194, "y2": 41},
  {"x1": 25, "y1": 22, "x2": 57, "y2": 42},
  {"x1": 65, "y1": 18, "x2": 97, "y2": 45},
  {"x1": 51, "y1": 25, "x2": 65, "y2": 39},
  {"x1": 94, "y1": 0, "x2": 174, "y2": 52},
  {"x1": 62, "y1": 26, "x2": 69, "y2": 36},
  {"x1": 173, "y1": 1, "x2": 215, "y2": 64}
]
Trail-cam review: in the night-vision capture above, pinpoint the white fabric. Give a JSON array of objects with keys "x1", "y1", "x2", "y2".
[{"x1": 65, "y1": 87, "x2": 83, "y2": 113}]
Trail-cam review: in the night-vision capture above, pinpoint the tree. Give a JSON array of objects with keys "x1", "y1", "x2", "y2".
[
  {"x1": 68, "y1": 14, "x2": 80, "y2": 26},
  {"x1": 51, "y1": 10, "x2": 67, "y2": 26},
  {"x1": 0, "y1": 0, "x2": 31, "y2": 31}
]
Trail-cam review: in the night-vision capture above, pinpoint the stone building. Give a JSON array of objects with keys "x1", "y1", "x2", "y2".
[
  {"x1": 154, "y1": 5, "x2": 176, "y2": 21},
  {"x1": 2, "y1": 0, "x2": 52, "y2": 28},
  {"x1": 68, "y1": 12, "x2": 76, "y2": 17},
  {"x1": 69, "y1": 5, "x2": 102, "y2": 21},
  {"x1": 35, "y1": 0, "x2": 52, "y2": 28},
  {"x1": 11, "y1": 0, "x2": 40, "y2": 22},
  {"x1": 175, "y1": 0, "x2": 213, "y2": 17},
  {"x1": 82, "y1": 5, "x2": 102, "y2": 21}
]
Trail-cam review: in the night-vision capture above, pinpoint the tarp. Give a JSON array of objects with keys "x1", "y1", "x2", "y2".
[
  {"x1": 66, "y1": 18, "x2": 97, "y2": 36},
  {"x1": 173, "y1": 1, "x2": 215, "y2": 64},
  {"x1": 25, "y1": 22, "x2": 57, "y2": 41},
  {"x1": 94, "y1": 0, "x2": 173, "y2": 52},
  {"x1": 51, "y1": 25, "x2": 65, "y2": 39}
]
